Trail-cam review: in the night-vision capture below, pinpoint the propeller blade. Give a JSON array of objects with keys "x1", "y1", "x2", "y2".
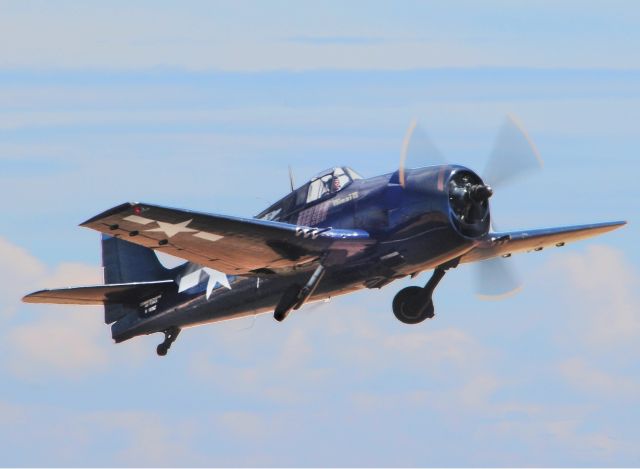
[
  {"x1": 399, "y1": 119, "x2": 446, "y2": 187},
  {"x1": 473, "y1": 256, "x2": 522, "y2": 300},
  {"x1": 483, "y1": 114, "x2": 543, "y2": 188},
  {"x1": 399, "y1": 120, "x2": 416, "y2": 188}
]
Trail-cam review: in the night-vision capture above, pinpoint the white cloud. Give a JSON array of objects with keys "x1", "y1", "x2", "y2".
[
  {"x1": 276, "y1": 328, "x2": 312, "y2": 370},
  {"x1": 0, "y1": 236, "x2": 114, "y2": 378},
  {"x1": 44, "y1": 262, "x2": 102, "y2": 287},
  {"x1": 83, "y1": 411, "x2": 203, "y2": 466},
  {"x1": 546, "y1": 419, "x2": 621, "y2": 459},
  {"x1": 187, "y1": 295, "x2": 504, "y2": 422},
  {"x1": 558, "y1": 357, "x2": 640, "y2": 399},
  {"x1": 547, "y1": 245, "x2": 640, "y2": 348},
  {"x1": 187, "y1": 316, "x2": 335, "y2": 407},
  {"x1": 216, "y1": 411, "x2": 270, "y2": 440},
  {"x1": 0, "y1": 403, "x2": 206, "y2": 466},
  {"x1": 7, "y1": 310, "x2": 110, "y2": 379},
  {"x1": 457, "y1": 373, "x2": 501, "y2": 408},
  {"x1": 383, "y1": 327, "x2": 486, "y2": 367},
  {"x1": 0, "y1": 3, "x2": 637, "y2": 70},
  {"x1": 0, "y1": 4, "x2": 473, "y2": 70},
  {"x1": 0, "y1": 399, "x2": 27, "y2": 426},
  {"x1": 0, "y1": 237, "x2": 46, "y2": 317}
]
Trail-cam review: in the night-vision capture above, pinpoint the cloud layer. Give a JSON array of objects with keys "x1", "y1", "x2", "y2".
[
  {"x1": 0, "y1": 2, "x2": 639, "y2": 70},
  {"x1": 0, "y1": 223, "x2": 637, "y2": 466}
]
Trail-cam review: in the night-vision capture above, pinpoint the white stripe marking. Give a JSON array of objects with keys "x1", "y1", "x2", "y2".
[
  {"x1": 124, "y1": 215, "x2": 155, "y2": 225},
  {"x1": 194, "y1": 231, "x2": 224, "y2": 242}
]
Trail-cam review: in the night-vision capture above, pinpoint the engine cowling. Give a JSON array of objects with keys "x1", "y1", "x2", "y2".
[{"x1": 448, "y1": 169, "x2": 492, "y2": 238}]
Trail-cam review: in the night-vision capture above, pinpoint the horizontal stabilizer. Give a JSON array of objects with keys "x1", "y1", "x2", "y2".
[
  {"x1": 461, "y1": 220, "x2": 627, "y2": 263},
  {"x1": 22, "y1": 280, "x2": 175, "y2": 306}
]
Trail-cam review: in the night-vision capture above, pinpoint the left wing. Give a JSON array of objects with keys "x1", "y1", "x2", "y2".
[
  {"x1": 23, "y1": 280, "x2": 175, "y2": 305},
  {"x1": 81, "y1": 202, "x2": 373, "y2": 275},
  {"x1": 460, "y1": 220, "x2": 626, "y2": 263}
]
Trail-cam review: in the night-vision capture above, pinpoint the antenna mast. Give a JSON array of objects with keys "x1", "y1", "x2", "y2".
[{"x1": 288, "y1": 165, "x2": 295, "y2": 192}]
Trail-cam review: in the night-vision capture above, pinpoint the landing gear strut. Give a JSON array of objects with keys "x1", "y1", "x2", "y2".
[
  {"x1": 156, "y1": 327, "x2": 181, "y2": 356},
  {"x1": 392, "y1": 259, "x2": 459, "y2": 324},
  {"x1": 274, "y1": 263, "x2": 327, "y2": 322}
]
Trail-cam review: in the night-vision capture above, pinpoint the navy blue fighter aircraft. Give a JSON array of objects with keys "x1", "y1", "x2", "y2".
[{"x1": 23, "y1": 117, "x2": 626, "y2": 356}]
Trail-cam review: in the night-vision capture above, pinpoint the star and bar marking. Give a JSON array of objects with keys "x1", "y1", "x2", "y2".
[
  {"x1": 178, "y1": 267, "x2": 231, "y2": 299},
  {"x1": 123, "y1": 214, "x2": 224, "y2": 243},
  {"x1": 146, "y1": 219, "x2": 197, "y2": 238},
  {"x1": 124, "y1": 212, "x2": 231, "y2": 299}
]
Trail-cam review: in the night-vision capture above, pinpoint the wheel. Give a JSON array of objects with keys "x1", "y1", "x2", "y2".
[
  {"x1": 156, "y1": 344, "x2": 168, "y2": 356},
  {"x1": 392, "y1": 286, "x2": 435, "y2": 324}
]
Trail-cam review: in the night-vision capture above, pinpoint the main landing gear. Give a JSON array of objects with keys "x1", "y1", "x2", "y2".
[
  {"x1": 156, "y1": 327, "x2": 181, "y2": 356},
  {"x1": 392, "y1": 259, "x2": 459, "y2": 324},
  {"x1": 274, "y1": 263, "x2": 327, "y2": 322}
]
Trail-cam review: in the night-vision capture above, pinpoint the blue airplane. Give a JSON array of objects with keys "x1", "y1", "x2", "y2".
[{"x1": 23, "y1": 118, "x2": 626, "y2": 356}]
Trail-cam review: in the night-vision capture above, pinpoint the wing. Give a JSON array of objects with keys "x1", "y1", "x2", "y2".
[
  {"x1": 80, "y1": 202, "x2": 373, "y2": 275},
  {"x1": 22, "y1": 280, "x2": 174, "y2": 305},
  {"x1": 461, "y1": 220, "x2": 626, "y2": 263}
]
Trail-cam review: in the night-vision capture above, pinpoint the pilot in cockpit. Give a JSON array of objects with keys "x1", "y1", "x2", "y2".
[{"x1": 332, "y1": 175, "x2": 342, "y2": 192}]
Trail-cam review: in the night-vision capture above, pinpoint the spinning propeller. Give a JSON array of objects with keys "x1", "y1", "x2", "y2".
[{"x1": 398, "y1": 115, "x2": 543, "y2": 298}]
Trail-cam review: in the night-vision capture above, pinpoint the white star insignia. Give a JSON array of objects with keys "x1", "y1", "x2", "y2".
[
  {"x1": 203, "y1": 268, "x2": 231, "y2": 298},
  {"x1": 146, "y1": 219, "x2": 197, "y2": 238}
]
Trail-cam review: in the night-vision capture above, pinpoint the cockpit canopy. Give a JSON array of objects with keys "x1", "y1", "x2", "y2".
[
  {"x1": 306, "y1": 167, "x2": 362, "y2": 204},
  {"x1": 257, "y1": 166, "x2": 362, "y2": 222}
]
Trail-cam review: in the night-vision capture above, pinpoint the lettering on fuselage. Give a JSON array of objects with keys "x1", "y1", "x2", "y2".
[
  {"x1": 140, "y1": 294, "x2": 162, "y2": 316},
  {"x1": 332, "y1": 191, "x2": 359, "y2": 207}
]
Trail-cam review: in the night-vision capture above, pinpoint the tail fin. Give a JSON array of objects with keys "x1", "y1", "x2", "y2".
[
  {"x1": 101, "y1": 235, "x2": 172, "y2": 323},
  {"x1": 102, "y1": 234, "x2": 170, "y2": 284}
]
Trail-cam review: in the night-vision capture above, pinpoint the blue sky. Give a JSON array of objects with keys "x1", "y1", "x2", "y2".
[{"x1": 0, "y1": 1, "x2": 638, "y2": 466}]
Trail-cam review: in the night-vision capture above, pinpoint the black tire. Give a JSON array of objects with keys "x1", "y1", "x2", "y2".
[
  {"x1": 156, "y1": 344, "x2": 168, "y2": 356},
  {"x1": 392, "y1": 286, "x2": 434, "y2": 324}
]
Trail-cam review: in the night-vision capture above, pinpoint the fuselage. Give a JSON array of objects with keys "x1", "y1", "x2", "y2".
[{"x1": 112, "y1": 165, "x2": 490, "y2": 342}]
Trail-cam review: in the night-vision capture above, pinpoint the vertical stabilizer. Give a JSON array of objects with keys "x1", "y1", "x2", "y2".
[{"x1": 101, "y1": 235, "x2": 171, "y2": 323}]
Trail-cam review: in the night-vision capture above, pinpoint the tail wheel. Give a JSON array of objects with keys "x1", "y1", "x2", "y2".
[{"x1": 392, "y1": 286, "x2": 434, "y2": 324}]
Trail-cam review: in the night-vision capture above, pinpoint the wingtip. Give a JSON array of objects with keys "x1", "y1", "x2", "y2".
[
  {"x1": 22, "y1": 291, "x2": 42, "y2": 303},
  {"x1": 588, "y1": 220, "x2": 627, "y2": 231},
  {"x1": 79, "y1": 202, "x2": 138, "y2": 227}
]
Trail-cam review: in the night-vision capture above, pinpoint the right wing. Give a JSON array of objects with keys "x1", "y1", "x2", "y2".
[{"x1": 81, "y1": 202, "x2": 373, "y2": 276}]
